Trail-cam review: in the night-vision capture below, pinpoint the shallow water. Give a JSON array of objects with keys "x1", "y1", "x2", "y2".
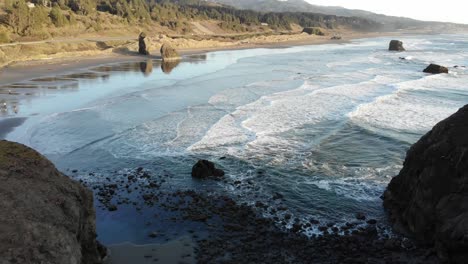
[{"x1": 2, "y1": 34, "x2": 468, "y2": 243}]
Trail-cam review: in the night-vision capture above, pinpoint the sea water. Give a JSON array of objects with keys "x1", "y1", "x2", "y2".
[{"x1": 1, "y1": 34, "x2": 468, "y2": 242}]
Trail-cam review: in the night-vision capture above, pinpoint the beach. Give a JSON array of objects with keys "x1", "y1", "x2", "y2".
[
  {"x1": 1, "y1": 32, "x2": 466, "y2": 263},
  {"x1": 0, "y1": 30, "x2": 412, "y2": 86}
]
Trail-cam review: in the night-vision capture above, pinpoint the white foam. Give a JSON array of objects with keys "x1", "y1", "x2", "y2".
[
  {"x1": 190, "y1": 74, "x2": 397, "y2": 162},
  {"x1": 303, "y1": 165, "x2": 401, "y2": 201},
  {"x1": 349, "y1": 74, "x2": 468, "y2": 134}
]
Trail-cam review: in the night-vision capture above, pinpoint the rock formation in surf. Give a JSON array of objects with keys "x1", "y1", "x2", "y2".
[
  {"x1": 383, "y1": 105, "x2": 468, "y2": 263},
  {"x1": 138, "y1": 32, "x2": 149, "y2": 55},
  {"x1": 423, "y1": 63, "x2": 449, "y2": 74},
  {"x1": 389, "y1": 40, "x2": 405, "y2": 51},
  {"x1": 160, "y1": 44, "x2": 180, "y2": 61},
  {"x1": 0, "y1": 140, "x2": 106, "y2": 264},
  {"x1": 192, "y1": 160, "x2": 225, "y2": 179}
]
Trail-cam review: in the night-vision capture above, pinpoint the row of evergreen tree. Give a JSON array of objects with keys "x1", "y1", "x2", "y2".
[{"x1": 0, "y1": 0, "x2": 380, "y2": 37}]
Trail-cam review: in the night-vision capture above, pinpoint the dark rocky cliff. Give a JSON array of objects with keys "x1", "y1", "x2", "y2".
[
  {"x1": 0, "y1": 140, "x2": 105, "y2": 264},
  {"x1": 384, "y1": 105, "x2": 468, "y2": 263}
]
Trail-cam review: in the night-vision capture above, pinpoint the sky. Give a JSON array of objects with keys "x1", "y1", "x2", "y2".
[{"x1": 304, "y1": 0, "x2": 467, "y2": 24}]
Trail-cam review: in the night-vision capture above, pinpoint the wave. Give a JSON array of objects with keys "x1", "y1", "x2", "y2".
[
  {"x1": 348, "y1": 73, "x2": 467, "y2": 135},
  {"x1": 189, "y1": 73, "x2": 398, "y2": 163}
]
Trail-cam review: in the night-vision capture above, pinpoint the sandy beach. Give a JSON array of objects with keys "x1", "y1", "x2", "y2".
[{"x1": 0, "y1": 30, "x2": 410, "y2": 86}]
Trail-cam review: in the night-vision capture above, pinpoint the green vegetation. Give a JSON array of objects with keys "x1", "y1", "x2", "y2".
[
  {"x1": 50, "y1": 4, "x2": 68, "y2": 27},
  {"x1": 302, "y1": 27, "x2": 324, "y2": 36},
  {"x1": 0, "y1": 0, "x2": 380, "y2": 41}
]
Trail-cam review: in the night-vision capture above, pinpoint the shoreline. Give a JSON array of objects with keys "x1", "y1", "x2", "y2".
[{"x1": 0, "y1": 31, "x2": 413, "y2": 86}]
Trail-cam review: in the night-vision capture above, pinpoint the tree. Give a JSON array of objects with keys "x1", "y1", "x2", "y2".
[
  {"x1": 50, "y1": 5, "x2": 67, "y2": 27},
  {"x1": 4, "y1": 0, "x2": 30, "y2": 35}
]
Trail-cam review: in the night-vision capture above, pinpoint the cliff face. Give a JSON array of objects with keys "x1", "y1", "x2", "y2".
[
  {"x1": 0, "y1": 140, "x2": 105, "y2": 264},
  {"x1": 383, "y1": 105, "x2": 468, "y2": 263}
]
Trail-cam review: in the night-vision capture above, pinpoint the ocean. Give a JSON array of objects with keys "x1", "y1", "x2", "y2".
[{"x1": 1, "y1": 34, "x2": 468, "y2": 244}]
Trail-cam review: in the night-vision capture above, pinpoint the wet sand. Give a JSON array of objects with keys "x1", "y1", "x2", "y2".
[
  {"x1": 0, "y1": 117, "x2": 27, "y2": 139},
  {"x1": 105, "y1": 236, "x2": 196, "y2": 264},
  {"x1": 0, "y1": 31, "x2": 409, "y2": 86}
]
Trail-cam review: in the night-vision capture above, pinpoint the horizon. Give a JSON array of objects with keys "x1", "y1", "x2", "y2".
[{"x1": 304, "y1": 0, "x2": 467, "y2": 24}]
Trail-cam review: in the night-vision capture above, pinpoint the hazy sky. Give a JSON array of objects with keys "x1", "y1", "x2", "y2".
[{"x1": 304, "y1": 0, "x2": 466, "y2": 24}]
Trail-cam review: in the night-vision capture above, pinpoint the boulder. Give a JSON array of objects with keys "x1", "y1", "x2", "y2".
[
  {"x1": 423, "y1": 64, "x2": 449, "y2": 74},
  {"x1": 0, "y1": 140, "x2": 106, "y2": 264},
  {"x1": 138, "y1": 32, "x2": 149, "y2": 55},
  {"x1": 302, "y1": 27, "x2": 325, "y2": 36},
  {"x1": 192, "y1": 160, "x2": 225, "y2": 179},
  {"x1": 160, "y1": 44, "x2": 180, "y2": 61},
  {"x1": 383, "y1": 105, "x2": 468, "y2": 263},
  {"x1": 389, "y1": 40, "x2": 405, "y2": 51}
]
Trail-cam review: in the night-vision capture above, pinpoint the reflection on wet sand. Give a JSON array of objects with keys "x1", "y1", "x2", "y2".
[
  {"x1": 1, "y1": 100, "x2": 19, "y2": 116},
  {"x1": 0, "y1": 117, "x2": 27, "y2": 139},
  {"x1": 0, "y1": 55, "x2": 205, "y2": 119},
  {"x1": 139, "y1": 60, "x2": 153, "y2": 77},
  {"x1": 161, "y1": 60, "x2": 180, "y2": 74}
]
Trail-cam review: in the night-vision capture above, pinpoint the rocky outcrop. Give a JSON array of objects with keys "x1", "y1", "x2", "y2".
[
  {"x1": 0, "y1": 140, "x2": 106, "y2": 264},
  {"x1": 138, "y1": 32, "x2": 149, "y2": 55},
  {"x1": 423, "y1": 63, "x2": 449, "y2": 74},
  {"x1": 192, "y1": 160, "x2": 225, "y2": 179},
  {"x1": 160, "y1": 44, "x2": 180, "y2": 61},
  {"x1": 389, "y1": 40, "x2": 405, "y2": 51},
  {"x1": 383, "y1": 105, "x2": 468, "y2": 263},
  {"x1": 302, "y1": 27, "x2": 325, "y2": 36}
]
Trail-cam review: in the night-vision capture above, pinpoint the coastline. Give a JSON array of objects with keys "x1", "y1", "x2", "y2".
[
  {"x1": 1, "y1": 30, "x2": 464, "y2": 263},
  {"x1": 0, "y1": 31, "x2": 412, "y2": 86}
]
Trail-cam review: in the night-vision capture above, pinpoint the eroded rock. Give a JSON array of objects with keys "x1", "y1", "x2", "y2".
[
  {"x1": 0, "y1": 140, "x2": 106, "y2": 264},
  {"x1": 138, "y1": 32, "x2": 149, "y2": 55},
  {"x1": 423, "y1": 63, "x2": 449, "y2": 74},
  {"x1": 383, "y1": 105, "x2": 468, "y2": 263},
  {"x1": 191, "y1": 160, "x2": 225, "y2": 179},
  {"x1": 160, "y1": 44, "x2": 180, "y2": 61},
  {"x1": 389, "y1": 40, "x2": 405, "y2": 51}
]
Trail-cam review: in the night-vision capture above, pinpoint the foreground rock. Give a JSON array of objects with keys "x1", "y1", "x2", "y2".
[
  {"x1": 192, "y1": 160, "x2": 224, "y2": 179},
  {"x1": 389, "y1": 40, "x2": 405, "y2": 51},
  {"x1": 384, "y1": 105, "x2": 468, "y2": 263},
  {"x1": 423, "y1": 63, "x2": 449, "y2": 74},
  {"x1": 160, "y1": 44, "x2": 180, "y2": 61},
  {"x1": 138, "y1": 32, "x2": 149, "y2": 55},
  {"x1": 0, "y1": 140, "x2": 105, "y2": 264}
]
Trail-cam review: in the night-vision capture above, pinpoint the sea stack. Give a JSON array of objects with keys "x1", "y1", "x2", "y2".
[
  {"x1": 0, "y1": 140, "x2": 106, "y2": 264},
  {"x1": 160, "y1": 43, "x2": 180, "y2": 61},
  {"x1": 383, "y1": 105, "x2": 468, "y2": 263},
  {"x1": 389, "y1": 40, "x2": 405, "y2": 51},
  {"x1": 423, "y1": 63, "x2": 449, "y2": 74},
  {"x1": 138, "y1": 32, "x2": 149, "y2": 55}
]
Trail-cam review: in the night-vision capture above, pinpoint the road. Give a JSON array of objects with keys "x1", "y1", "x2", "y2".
[{"x1": 0, "y1": 36, "x2": 137, "y2": 47}]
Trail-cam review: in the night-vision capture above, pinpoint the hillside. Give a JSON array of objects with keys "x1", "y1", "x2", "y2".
[
  {"x1": 207, "y1": 0, "x2": 468, "y2": 31},
  {"x1": 0, "y1": 0, "x2": 380, "y2": 44}
]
